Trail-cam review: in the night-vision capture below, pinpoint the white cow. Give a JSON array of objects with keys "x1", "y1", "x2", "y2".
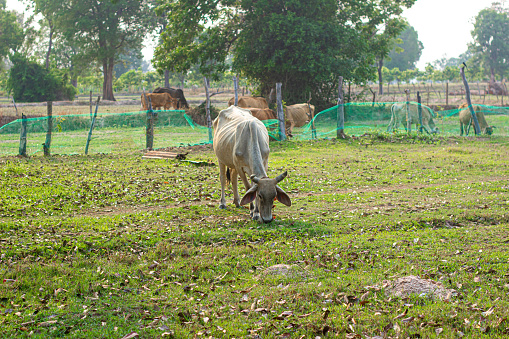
[
  {"x1": 212, "y1": 106, "x2": 291, "y2": 223},
  {"x1": 387, "y1": 103, "x2": 439, "y2": 134}
]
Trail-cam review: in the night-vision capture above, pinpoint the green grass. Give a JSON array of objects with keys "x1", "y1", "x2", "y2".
[{"x1": 1, "y1": 135, "x2": 509, "y2": 338}]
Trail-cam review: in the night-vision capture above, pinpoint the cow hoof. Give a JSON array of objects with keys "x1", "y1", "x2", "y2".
[
  {"x1": 219, "y1": 204, "x2": 227, "y2": 210},
  {"x1": 252, "y1": 213, "x2": 260, "y2": 221}
]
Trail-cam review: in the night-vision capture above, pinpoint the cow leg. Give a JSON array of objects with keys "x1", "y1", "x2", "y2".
[
  {"x1": 460, "y1": 123, "x2": 464, "y2": 136},
  {"x1": 238, "y1": 169, "x2": 259, "y2": 220},
  {"x1": 218, "y1": 162, "x2": 227, "y2": 209},
  {"x1": 230, "y1": 168, "x2": 240, "y2": 207}
]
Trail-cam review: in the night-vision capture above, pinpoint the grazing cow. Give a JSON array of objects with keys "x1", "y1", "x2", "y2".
[
  {"x1": 248, "y1": 108, "x2": 277, "y2": 121},
  {"x1": 458, "y1": 103, "x2": 495, "y2": 136},
  {"x1": 153, "y1": 87, "x2": 189, "y2": 109},
  {"x1": 285, "y1": 103, "x2": 315, "y2": 136},
  {"x1": 228, "y1": 96, "x2": 269, "y2": 109},
  {"x1": 213, "y1": 106, "x2": 291, "y2": 223},
  {"x1": 141, "y1": 93, "x2": 179, "y2": 111},
  {"x1": 387, "y1": 103, "x2": 439, "y2": 134}
]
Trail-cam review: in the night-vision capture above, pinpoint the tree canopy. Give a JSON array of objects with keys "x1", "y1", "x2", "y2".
[
  {"x1": 154, "y1": 0, "x2": 415, "y2": 106},
  {"x1": 471, "y1": 6, "x2": 509, "y2": 82},
  {"x1": 0, "y1": 2, "x2": 24, "y2": 62},
  {"x1": 31, "y1": 0, "x2": 157, "y2": 100},
  {"x1": 385, "y1": 25, "x2": 423, "y2": 71}
]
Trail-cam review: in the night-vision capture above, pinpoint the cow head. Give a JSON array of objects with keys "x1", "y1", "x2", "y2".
[
  {"x1": 484, "y1": 126, "x2": 495, "y2": 135},
  {"x1": 240, "y1": 171, "x2": 291, "y2": 223},
  {"x1": 428, "y1": 115, "x2": 440, "y2": 134}
]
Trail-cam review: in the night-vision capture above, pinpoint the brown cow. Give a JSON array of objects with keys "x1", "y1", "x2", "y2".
[
  {"x1": 248, "y1": 108, "x2": 277, "y2": 121},
  {"x1": 141, "y1": 93, "x2": 179, "y2": 111},
  {"x1": 153, "y1": 87, "x2": 189, "y2": 109},
  {"x1": 458, "y1": 103, "x2": 495, "y2": 135},
  {"x1": 285, "y1": 103, "x2": 315, "y2": 136},
  {"x1": 228, "y1": 96, "x2": 269, "y2": 109}
]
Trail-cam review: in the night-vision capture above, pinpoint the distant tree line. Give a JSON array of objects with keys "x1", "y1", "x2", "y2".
[{"x1": 2, "y1": 0, "x2": 507, "y2": 105}]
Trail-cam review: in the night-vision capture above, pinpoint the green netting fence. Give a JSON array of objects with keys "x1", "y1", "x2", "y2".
[
  {"x1": 0, "y1": 109, "x2": 209, "y2": 156},
  {"x1": 283, "y1": 102, "x2": 509, "y2": 140},
  {"x1": 2, "y1": 103, "x2": 509, "y2": 156}
]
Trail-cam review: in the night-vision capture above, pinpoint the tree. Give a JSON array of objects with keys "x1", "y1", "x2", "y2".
[
  {"x1": 7, "y1": 53, "x2": 77, "y2": 102},
  {"x1": 0, "y1": 1, "x2": 24, "y2": 62},
  {"x1": 154, "y1": 0, "x2": 415, "y2": 107},
  {"x1": 371, "y1": 17, "x2": 408, "y2": 95},
  {"x1": 51, "y1": 0, "x2": 157, "y2": 100},
  {"x1": 29, "y1": 0, "x2": 64, "y2": 69},
  {"x1": 471, "y1": 7, "x2": 509, "y2": 84},
  {"x1": 385, "y1": 25, "x2": 423, "y2": 71}
]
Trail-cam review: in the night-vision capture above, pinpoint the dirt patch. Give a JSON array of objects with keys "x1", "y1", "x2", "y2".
[
  {"x1": 256, "y1": 264, "x2": 310, "y2": 281},
  {"x1": 154, "y1": 143, "x2": 213, "y2": 154},
  {"x1": 382, "y1": 275, "x2": 457, "y2": 300}
]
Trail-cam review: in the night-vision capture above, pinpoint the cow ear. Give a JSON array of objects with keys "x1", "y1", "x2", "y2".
[
  {"x1": 240, "y1": 185, "x2": 258, "y2": 205},
  {"x1": 276, "y1": 186, "x2": 291, "y2": 206}
]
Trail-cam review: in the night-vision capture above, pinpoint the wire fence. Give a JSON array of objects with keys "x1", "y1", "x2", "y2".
[{"x1": 2, "y1": 103, "x2": 509, "y2": 157}]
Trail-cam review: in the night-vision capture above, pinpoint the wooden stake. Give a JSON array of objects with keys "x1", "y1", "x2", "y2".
[
  {"x1": 204, "y1": 77, "x2": 212, "y2": 142},
  {"x1": 417, "y1": 92, "x2": 423, "y2": 133},
  {"x1": 337, "y1": 76, "x2": 346, "y2": 139},
  {"x1": 233, "y1": 76, "x2": 239, "y2": 106},
  {"x1": 460, "y1": 66, "x2": 481, "y2": 135},
  {"x1": 446, "y1": 82, "x2": 449, "y2": 106},
  {"x1": 43, "y1": 101, "x2": 52, "y2": 156},
  {"x1": 18, "y1": 113, "x2": 27, "y2": 157},
  {"x1": 143, "y1": 93, "x2": 154, "y2": 150},
  {"x1": 276, "y1": 83, "x2": 286, "y2": 141},
  {"x1": 405, "y1": 89, "x2": 411, "y2": 133},
  {"x1": 85, "y1": 97, "x2": 100, "y2": 154}
]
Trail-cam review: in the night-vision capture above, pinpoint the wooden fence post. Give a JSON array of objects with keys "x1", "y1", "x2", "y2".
[
  {"x1": 85, "y1": 96, "x2": 100, "y2": 154},
  {"x1": 405, "y1": 89, "x2": 411, "y2": 133},
  {"x1": 460, "y1": 66, "x2": 481, "y2": 135},
  {"x1": 417, "y1": 92, "x2": 423, "y2": 133},
  {"x1": 204, "y1": 77, "x2": 213, "y2": 142},
  {"x1": 89, "y1": 90, "x2": 93, "y2": 118},
  {"x1": 337, "y1": 76, "x2": 346, "y2": 139},
  {"x1": 233, "y1": 76, "x2": 239, "y2": 106},
  {"x1": 446, "y1": 81, "x2": 449, "y2": 106},
  {"x1": 307, "y1": 93, "x2": 316, "y2": 139},
  {"x1": 276, "y1": 82, "x2": 286, "y2": 141},
  {"x1": 43, "y1": 101, "x2": 52, "y2": 156},
  {"x1": 19, "y1": 113, "x2": 27, "y2": 157},
  {"x1": 143, "y1": 93, "x2": 154, "y2": 150}
]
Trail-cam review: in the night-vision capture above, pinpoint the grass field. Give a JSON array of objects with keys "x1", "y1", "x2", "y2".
[{"x1": 1, "y1": 134, "x2": 509, "y2": 338}]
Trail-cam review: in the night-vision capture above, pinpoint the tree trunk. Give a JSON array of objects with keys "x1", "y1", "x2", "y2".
[
  {"x1": 164, "y1": 70, "x2": 170, "y2": 88},
  {"x1": 45, "y1": 20, "x2": 54, "y2": 70},
  {"x1": 178, "y1": 74, "x2": 185, "y2": 89},
  {"x1": 102, "y1": 57, "x2": 116, "y2": 101},
  {"x1": 490, "y1": 67, "x2": 496, "y2": 87},
  {"x1": 378, "y1": 58, "x2": 384, "y2": 95}
]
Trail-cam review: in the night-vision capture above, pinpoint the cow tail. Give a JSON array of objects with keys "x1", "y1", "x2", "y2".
[{"x1": 226, "y1": 168, "x2": 231, "y2": 185}]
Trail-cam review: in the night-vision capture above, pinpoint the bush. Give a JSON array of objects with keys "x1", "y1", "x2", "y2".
[
  {"x1": 7, "y1": 53, "x2": 77, "y2": 102},
  {"x1": 185, "y1": 102, "x2": 220, "y2": 126}
]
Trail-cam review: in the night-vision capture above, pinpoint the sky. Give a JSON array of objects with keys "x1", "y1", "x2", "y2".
[
  {"x1": 5, "y1": 0, "x2": 500, "y2": 71},
  {"x1": 402, "y1": 0, "x2": 497, "y2": 69}
]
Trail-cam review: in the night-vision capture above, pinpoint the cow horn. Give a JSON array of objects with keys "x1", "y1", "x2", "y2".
[
  {"x1": 275, "y1": 171, "x2": 288, "y2": 183},
  {"x1": 250, "y1": 174, "x2": 260, "y2": 183}
]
